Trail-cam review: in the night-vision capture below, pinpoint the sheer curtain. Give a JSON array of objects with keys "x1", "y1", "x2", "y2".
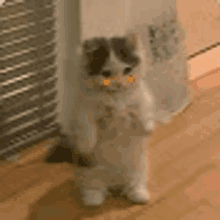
[{"x1": 126, "y1": 0, "x2": 191, "y2": 117}]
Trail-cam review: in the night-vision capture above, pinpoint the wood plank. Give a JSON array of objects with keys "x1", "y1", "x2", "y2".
[{"x1": 1, "y1": 85, "x2": 220, "y2": 220}]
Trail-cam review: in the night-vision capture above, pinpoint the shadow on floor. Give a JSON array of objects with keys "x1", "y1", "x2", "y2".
[{"x1": 44, "y1": 135, "x2": 95, "y2": 168}]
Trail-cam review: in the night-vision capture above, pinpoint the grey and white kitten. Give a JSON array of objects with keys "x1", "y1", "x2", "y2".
[
  {"x1": 70, "y1": 33, "x2": 156, "y2": 154},
  {"x1": 66, "y1": 33, "x2": 156, "y2": 206}
]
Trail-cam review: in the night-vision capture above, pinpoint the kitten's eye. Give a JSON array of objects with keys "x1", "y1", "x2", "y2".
[
  {"x1": 123, "y1": 67, "x2": 132, "y2": 75},
  {"x1": 120, "y1": 49, "x2": 127, "y2": 58},
  {"x1": 101, "y1": 71, "x2": 111, "y2": 78}
]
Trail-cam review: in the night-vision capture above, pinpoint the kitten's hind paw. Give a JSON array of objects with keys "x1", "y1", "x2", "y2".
[
  {"x1": 125, "y1": 187, "x2": 150, "y2": 204},
  {"x1": 82, "y1": 189, "x2": 106, "y2": 206}
]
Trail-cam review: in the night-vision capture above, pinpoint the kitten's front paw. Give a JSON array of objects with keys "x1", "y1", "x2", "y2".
[
  {"x1": 82, "y1": 189, "x2": 105, "y2": 206},
  {"x1": 141, "y1": 111, "x2": 156, "y2": 133},
  {"x1": 144, "y1": 119, "x2": 156, "y2": 133},
  {"x1": 126, "y1": 186, "x2": 150, "y2": 204}
]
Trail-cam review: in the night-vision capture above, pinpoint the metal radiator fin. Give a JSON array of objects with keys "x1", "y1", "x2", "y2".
[{"x1": 0, "y1": 0, "x2": 59, "y2": 160}]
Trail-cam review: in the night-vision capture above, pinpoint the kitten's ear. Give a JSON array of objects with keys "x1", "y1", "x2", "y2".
[
  {"x1": 125, "y1": 32, "x2": 140, "y2": 51},
  {"x1": 75, "y1": 39, "x2": 95, "y2": 55},
  {"x1": 83, "y1": 39, "x2": 98, "y2": 53}
]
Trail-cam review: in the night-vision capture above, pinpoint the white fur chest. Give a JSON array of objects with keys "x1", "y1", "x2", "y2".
[{"x1": 77, "y1": 108, "x2": 149, "y2": 186}]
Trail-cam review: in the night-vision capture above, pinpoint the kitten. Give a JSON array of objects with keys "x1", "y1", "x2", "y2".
[
  {"x1": 67, "y1": 33, "x2": 156, "y2": 155},
  {"x1": 64, "y1": 33, "x2": 156, "y2": 206}
]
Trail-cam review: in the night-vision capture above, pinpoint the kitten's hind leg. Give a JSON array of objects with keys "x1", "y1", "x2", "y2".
[
  {"x1": 122, "y1": 161, "x2": 150, "y2": 204},
  {"x1": 122, "y1": 145, "x2": 150, "y2": 204},
  {"x1": 123, "y1": 183, "x2": 150, "y2": 204},
  {"x1": 76, "y1": 166, "x2": 108, "y2": 206}
]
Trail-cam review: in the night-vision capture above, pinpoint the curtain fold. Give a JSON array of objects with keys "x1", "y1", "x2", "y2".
[{"x1": 126, "y1": 0, "x2": 191, "y2": 117}]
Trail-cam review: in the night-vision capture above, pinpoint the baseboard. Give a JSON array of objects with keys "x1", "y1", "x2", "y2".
[
  {"x1": 0, "y1": 137, "x2": 60, "y2": 175},
  {"x1": 188, "y1": 44, "x2": 220, "y2": 81},
  {"x1": 188, "y1": 44, "x2": 220, "y2": 97}
]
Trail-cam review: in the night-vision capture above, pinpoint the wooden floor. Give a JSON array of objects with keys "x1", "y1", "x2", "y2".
[
  {"x1": 0, "y1": 68, "x2": 220, "y2": 219},
  {"x1": 0, "y1": 1, "x2": 220, "y2": 219}
]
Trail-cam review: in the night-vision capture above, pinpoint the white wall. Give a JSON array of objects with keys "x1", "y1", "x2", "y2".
[{"x1": 81, "y1": 0, "x2": 129, "y2": 40}]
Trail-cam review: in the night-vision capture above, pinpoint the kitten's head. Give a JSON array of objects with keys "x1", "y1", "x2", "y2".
[{"x1": 78, "y1": 33, "x2": 147, "y2": 94}]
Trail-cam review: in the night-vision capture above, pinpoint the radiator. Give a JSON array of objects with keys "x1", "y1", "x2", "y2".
[{"x1": 0, "y1": 0, "x2": 60, "y2": 161}]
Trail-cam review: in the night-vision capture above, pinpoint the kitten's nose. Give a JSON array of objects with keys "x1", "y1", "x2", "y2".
[
  {"x1": 116, "y1": 83, "x2": 122, "y2": 89},
  {"x1": 123, "y1": 67, "x2": 132, "y2": 75},
  {"x1": 101, "y1": 70, "x2": 111, "y2": 78}
]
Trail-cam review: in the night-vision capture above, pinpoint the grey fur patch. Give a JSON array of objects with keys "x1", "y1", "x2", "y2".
[{"x1": 83, "y1": 36, "x2": 140, "y2": 76}]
